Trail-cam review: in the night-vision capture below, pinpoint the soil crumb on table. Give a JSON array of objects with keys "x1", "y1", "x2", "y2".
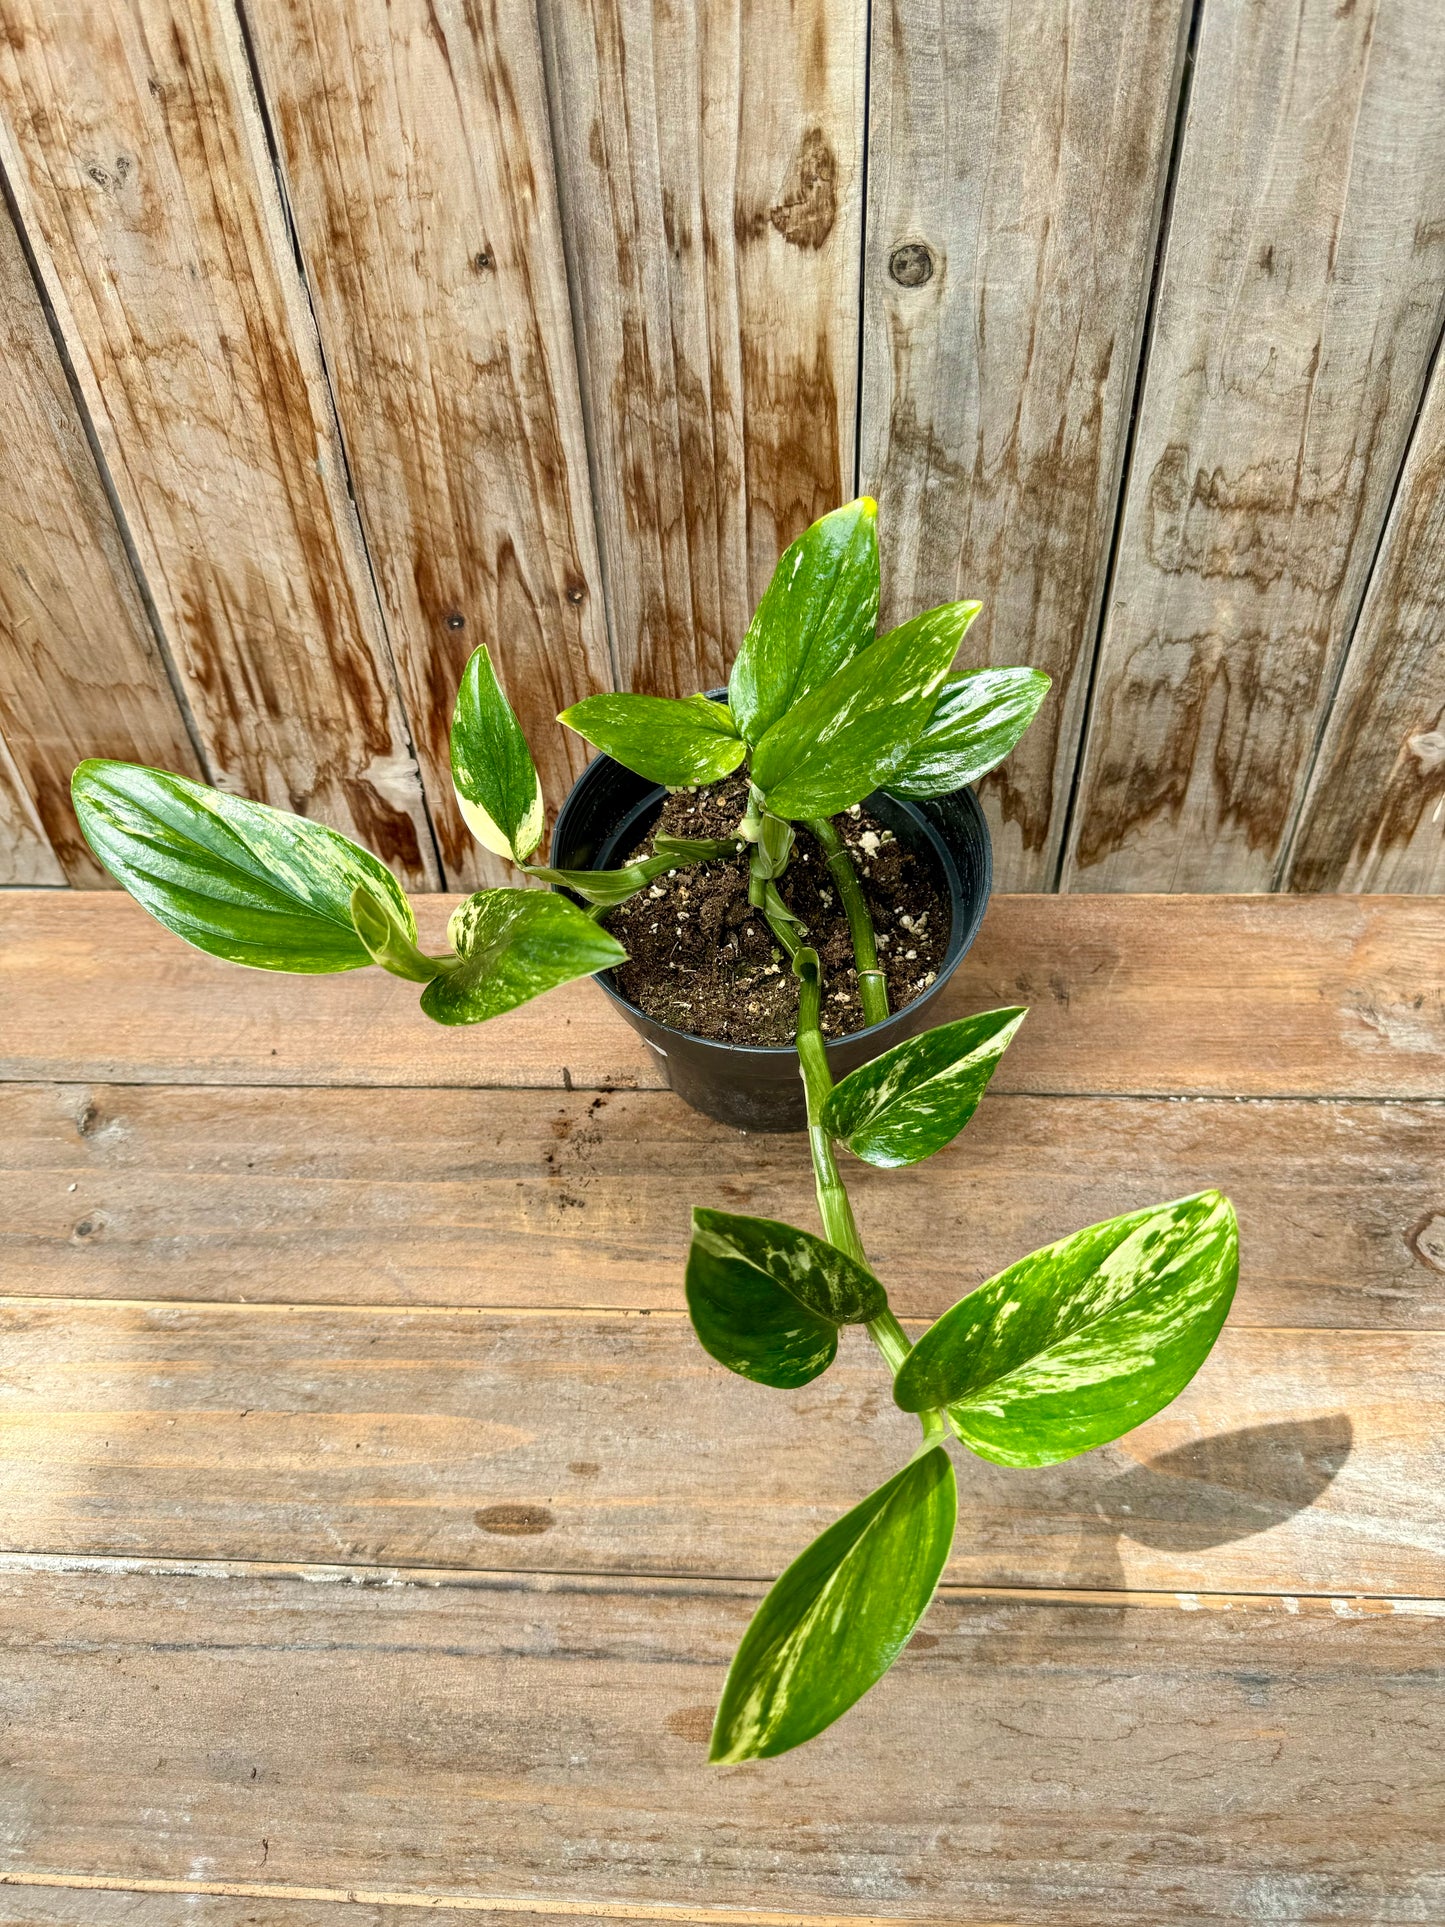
[{"x1": 604, "y1": 773, "x2": 950, "y2": 1045}]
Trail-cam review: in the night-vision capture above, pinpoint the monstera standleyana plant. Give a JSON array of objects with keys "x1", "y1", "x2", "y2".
[{"x1": 72, "y1": 498, "x2": 1237, "y2": 1761}]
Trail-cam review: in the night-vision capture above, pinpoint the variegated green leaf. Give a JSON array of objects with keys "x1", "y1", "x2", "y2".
[
  {"x1": 728, "y1": 497, "x2": 880, "y2": 745},
  {"x1": 450, "y1": 645, "x2": 545, "y2": 862},
  {"x1": 71, "y1": 759, "x2": 414, "y2": 973},
  {"x1": 557, "y1": 692, "x2": 745, "y2": 787},
  {"x1": 419, "y1": 889, "x2": 626, "y2": 1026},
  {"x1": 893, "y1": 1192, "x2": 1239, "y2": 1466},
  {"x1": 709, "y1": 1447, "x2": 956, "y2": 1762},
  {"x1": 823, "y1": 1008, "x2": 1027, "y2": 1167},
  {"x1": 750, "y1": 601, "x2": 980, "y2": 819},
  {"x1": 350, "y1": 883, "x2": 447, "y2": 984},
  {"x1": 888, "y1": 666, "x2": 1051, "y2": 799},
  {"x1": 685, "y1": 1208, "x2": 887, "y2": 1389}
]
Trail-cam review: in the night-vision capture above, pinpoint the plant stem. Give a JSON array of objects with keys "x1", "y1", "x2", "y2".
[
  {"x1": 749, "y1": 853, "x2": 803, "y2": 960},
  {"x1": 793, "y1": 947, "x2": 945, "y2": 1447},
  {"x1": 806, "y1": 815, "x2": 889, "y2": 1026}
]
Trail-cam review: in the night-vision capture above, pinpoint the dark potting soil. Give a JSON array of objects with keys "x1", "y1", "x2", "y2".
[{"x1": 604, "y1": 772, "x2": 950, "y2": 1046}]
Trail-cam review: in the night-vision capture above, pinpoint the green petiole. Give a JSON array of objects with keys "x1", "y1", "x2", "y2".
[
  {"x1": 792, "y1": 946, "x2": 945, "y2": 1445},
  {"x1": 805, "y1": 814, "x2": 889, "y2": 1027}
]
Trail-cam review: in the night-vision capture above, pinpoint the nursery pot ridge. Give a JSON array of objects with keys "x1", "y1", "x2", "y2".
[{"x1": 551, "y1": 747, "x2": 993, "y2": 1134}]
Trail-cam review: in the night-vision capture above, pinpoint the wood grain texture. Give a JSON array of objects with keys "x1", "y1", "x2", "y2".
[
  {"x1": 860, "y1": 0, "x2": 1189, "y2": 890},
  {"x1": 0, "y1": 1883, "x2": 752, "y2": 1927},
  {"x1": 1065, "y1": 0, "x2": 1445, "y2": 892},
  {"x1": 0, "y1": 190, "x2": 200, "y2": 884},
  {"x1": 242, "y1": 0, "x2": 612, "y2": 889},
  {"x1": 0, "y1": 0, "x2": 439, "y2": 885},
  {"x1": 0, "y1": 1297, "x2": 1433, "y2": 1596},
  {"x1": 0, "y1": 1558, "x2": 1440, "y2": 1923},
  {"x1": 0, "y1": 728, "x2": 62, "y2": 886},
  {"x1": 3, "y1": 890, "x2": 1442, "y2": 1096},
  {"x1": 539, "y1": 0, "x2": 864, "y2": 694},
  {"x1": 6, "y1": 1082, "x2": 1444, "y2": 1330},
  {"x1": 1286, "y1": 346, "x2": 1445, "y2": 892}
]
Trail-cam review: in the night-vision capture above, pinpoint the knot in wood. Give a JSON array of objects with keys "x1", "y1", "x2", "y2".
[{"x1": 889, "y1": 242, "x2": 935, "y2": 288}]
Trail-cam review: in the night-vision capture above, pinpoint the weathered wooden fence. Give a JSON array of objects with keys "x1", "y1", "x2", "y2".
[{"x1": 1, "y1": 0, "x2": 1443, "y2": 892}]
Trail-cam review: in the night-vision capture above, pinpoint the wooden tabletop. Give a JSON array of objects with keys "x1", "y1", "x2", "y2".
[{"x1": 2, "y1": 888, "x2": 1443, "y2": 1925}]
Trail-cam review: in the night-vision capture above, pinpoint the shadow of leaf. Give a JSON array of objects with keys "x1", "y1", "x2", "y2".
[{"x1": 1101, "y1": 1414, "x2": 1354, "y2": 1555}]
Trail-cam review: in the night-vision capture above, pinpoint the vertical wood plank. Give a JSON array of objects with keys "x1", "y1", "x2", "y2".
[
  {"x1": 860, "y1": 0, "x2": 1190, "y2": 890},
  {"x1": 0, "y1": 0, "x2": 440, "y2": 887},
  {"x1": 0, "y1": 186, "x2": 201, "y2": 886},
  {"x1": 538, "y1": 0, "x2": 865, "y2": 696},
  {"x1": 1285, "y1": 345, "x2": 1445, "y2": 892},
  {"x1": 0, "y1": 730, "x2": 63, "y2": 886},
  {"x1": 1065, "y1": 0, "x2": 1445, "y2": 892},
  {"x1": 241, "y1": 0, "x2": 614, "y2": 888}
]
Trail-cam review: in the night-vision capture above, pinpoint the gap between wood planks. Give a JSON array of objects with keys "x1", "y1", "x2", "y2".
[
  {"x1": 0, "y1": 1547, "x2": 1439, "y2": 1618},
  {"x1": 1, "y1": 1295, "x2": 1442, "y2": 1338}
]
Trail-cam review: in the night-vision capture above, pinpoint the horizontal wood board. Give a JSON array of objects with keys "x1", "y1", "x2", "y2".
[
  {"x1": 2, "y1": 1082, "x2": 1442, "y2": 1329},
  {"x1": 3, "y1": 891, "x2": 1442, "y2": 1096},
  {"x1": 0, "y1": 1297, "x2": 1436, "y2": 1597},
  {"x1": 0, "y1": 1558, "x2": 1439, "y2": 1924}
]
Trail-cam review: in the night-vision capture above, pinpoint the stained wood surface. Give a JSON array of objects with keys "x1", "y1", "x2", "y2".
[
  {"x1": 1064, "y1": 0, "x2": 1445, "y2": 892},
  {"x1": 540, "y1": 0, "x2": 865, "y2": 694},
  {"x1": 0, "y1": 192, "x2": 199, "y2": 884},
  {"x1": 0, "y1": 1297, "x2": 1433, "y2": 1597},
  {"x1": 0, "y1": 731, "x2": 61, "y2": 887},
  {"x1": 5, "y1": 1082, "x2": 1442, "y2": 1330},
  {"x1": 3, "y1": 875, "x2": 1442, "y2": 1916},
  {"x1": 860, "y1": 0, "x2": 1189, "y2": 890},
  {"x1": 0, "y1": 0, "x2": 438, "y2": 886},
  {"x1": 243, "y1": 0, "x2": 611, "y2": 889},
  {"x1": 1286, "y1": 351, "x2": 1445, "y2": 893},
  {"x1": 0, "y1": 1559, "x2": 1440, "y2": 1924},
  {"x1": 4, "y1": 889, "x2": 1442, "y2": 1097}
]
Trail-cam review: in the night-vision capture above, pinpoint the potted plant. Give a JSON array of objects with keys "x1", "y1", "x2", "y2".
[{"x1": 71, "y1": 497, "x2": 1238, "y2": 1761}]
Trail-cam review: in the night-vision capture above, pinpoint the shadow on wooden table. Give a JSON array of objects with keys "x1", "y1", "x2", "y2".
[{"x1": 1067, "y1": 1414, "x2": 1355, "y2": 1598}]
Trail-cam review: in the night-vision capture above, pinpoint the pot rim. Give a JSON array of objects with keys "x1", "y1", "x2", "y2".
[{"x1": 554, "y1": 762, "x2": 984, "y2": 1061}]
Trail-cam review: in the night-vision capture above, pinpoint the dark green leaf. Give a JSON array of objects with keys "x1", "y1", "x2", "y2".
[
  {"x1": 685, "y1": 1208, "x2": 887, "y2": 1388},
  {"x1": 558, "y1": 692, "x2": 745, "y2": 787},
  {"x1": 823, "y1": 1008, "x2": 1027, "y2": 1167},
  {"x1": 728, "y1": 497, "x2": 880, "y2": 745},
  {"x1": 450, "y1": 645, "x2": 545, "y2": 862},
  {"x1": 71, "y1": 759, "x2": 414, "y2": 973},
  {"x1": 686, "y1": 1242, "x2": 836, "y2": 1390},
  {"x1": 697, "y1": 1208, "x2": 887, "y2": 1322},
  {"x1": 889, "y1": 666, "x2": 1051, "y2": 799},
  {"x1": 750, "y1": 601, "x2": 980, "y2": 818},
  {"x1": 709, "y1": 1447, "x2": 956, "y2": 1762},
  {"x1": 419, "y1": 889, "x2": 626, "y2": 1026},
  {"x1": 893, "y1": 1192, "x2": 1239, "y2": 1466}
]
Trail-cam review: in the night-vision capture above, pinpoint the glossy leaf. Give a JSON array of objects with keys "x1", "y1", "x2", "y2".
[
  {"x1": 558, "y1": 692, "x2": 745, "y2": 787},
  {"x1": 893, "y1": 1192, "x2": 1239, "y2": 1466},
  {"x1": 751, "y1": 601, "x2": 980, "y2": 818},
  {"x1": 71, "y1": 760, "x2": 414, "y2": 973},
  {"x1": 350, "y1": 883, "x2": 445, "y2": 984},
  {"x1": 686, "y1": 1208, "x2": 887, "y2": 1388},
  {"x1": 889, "y1": 666, "x2": 1051, "y2": 799},
  {"x1": 728, "y1": 498, "x2": 880, "y2": 745},
  {"x1": 450, "y1": 645, "x2": 545, "y2": 862},
  {"x1": 419, "y1": 889, "x2": 626, "y2": 1026},
  {"x1": 824, "y1": 1008, "x2": 1027, "y2": 1167},
  {"x1": 709, "y1": 1447, "x2": 956, "y2": 1762}
]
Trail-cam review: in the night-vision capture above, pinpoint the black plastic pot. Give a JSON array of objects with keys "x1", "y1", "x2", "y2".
[{"x1": 551, "y1": 753, "x2": 992, "y2": 1133}]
